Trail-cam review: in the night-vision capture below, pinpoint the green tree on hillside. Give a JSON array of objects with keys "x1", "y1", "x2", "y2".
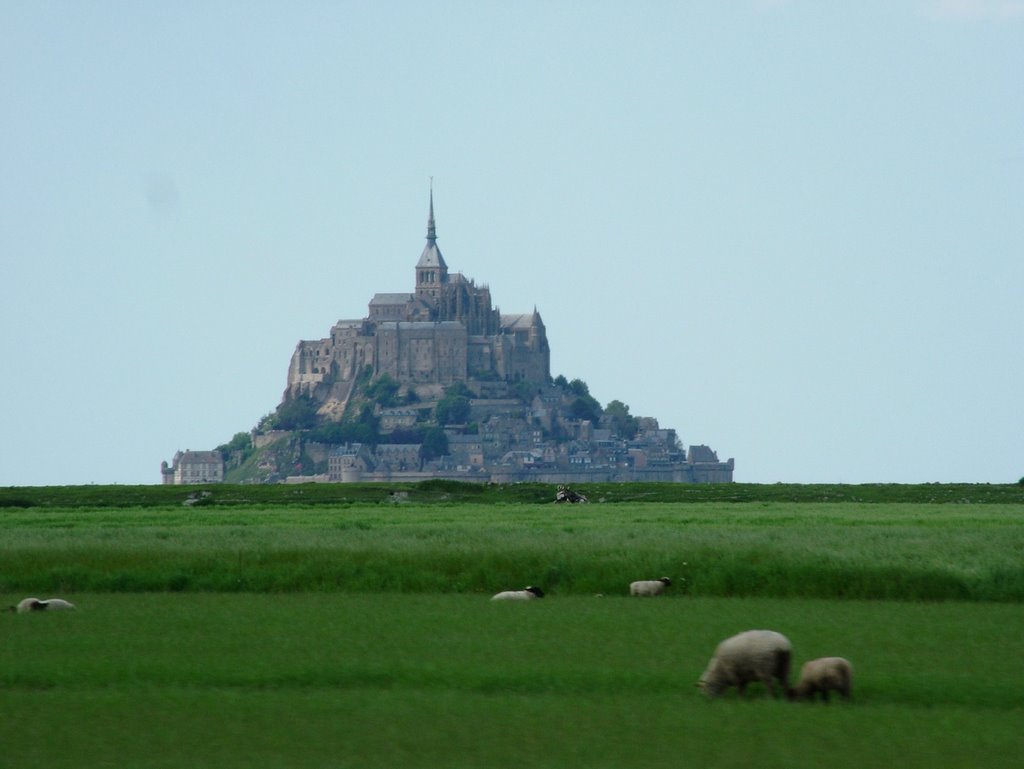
[
  {"x1": 436, "y1": 395, "x2": 471, "y2": 425},
  {"x1": 421, "y1": 427, "x2": 449, "y2": 459},
  {"x1": 512, "y1": 380, "x2": 537, "y2": 404},
  {"x1": 444, "y1": 381, "x2": 476, "y2": 399},
  {"x1": 569, "y1": 395, "x2": 602, "y2": 423},
  {"x1": 568, "y1": 378, "x2": 590, "y2": 397},
  {"x1": 435, "y1": 382, "x2": 475, "y2": 425},
  {"x1": 365, "y1": 374, "x2": 401, "y2": 407},
  {"x1": 273, "y1": 395, "x2": 319, "y2": 431},
  {"x1": 383, "y1": 426, "x2": 427, "y2": 445},
  {"x1": 604, "y1": 400, "x2": 639, "y2": 439},
  {"x1": 216, "y1": 432, "x2": 253, "y2": 456},
  {"x1": 552, "y1": 375, "x2": 602, "y2": 424},
  {"x1": 308, "y1": 403, "x2": 380, "y2": 446}
]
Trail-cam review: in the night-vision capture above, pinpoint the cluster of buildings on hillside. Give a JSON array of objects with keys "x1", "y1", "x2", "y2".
[
  {"x1": 322, "y1": 390, "x2": 733, "y2": 484},
  {"x1": 162, "y1": 388, "x2": 733, "y2": 486},
  {"x1": 327, "y1": 440, "x2": 732, "y2": 485},
  {"x1": 162, "y1": 190, "x2": 734, "y2": 485},
  {"x1": 162, "y1": 430, "x2": 731, "y2": 486}
]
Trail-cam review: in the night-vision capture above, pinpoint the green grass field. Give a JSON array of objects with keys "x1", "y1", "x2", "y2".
[
  {"x1": 2, "y1": 498, "x2": 1023, "y2": 600},
  {"x1": 2, "y1": 482, "x2": 1023, "y2": 767},
  {"x1": 3, "y1": 595, "x2": 1022, "y2": 768}
]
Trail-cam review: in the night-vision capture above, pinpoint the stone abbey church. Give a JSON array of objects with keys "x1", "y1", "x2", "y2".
[{"x1": 285, "y1": 192, "x2": 550, "y2": 417}]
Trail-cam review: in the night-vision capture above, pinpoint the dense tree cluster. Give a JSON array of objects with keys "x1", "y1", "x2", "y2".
[
  {"x1": 307, "y1": 404, "x2": 379, "y2": 446},
  {"x1": 435, "y1": 382, "x2": 475, "y2": 426},
  {"x1": 364, "y1": 374, "x2": 401, "y2": 407},
  {"x1": 271, "y1": 395, "x2": 319, "y2": 431},
  {"x1": 604, "y1": 399, "x2": 639, "y2": 439},
  {"x1": 558, "y1": 377, "x2": 602, "y2": 425}
]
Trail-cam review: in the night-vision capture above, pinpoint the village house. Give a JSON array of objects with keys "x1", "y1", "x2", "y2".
[{"x1": 161, "y1": 450, "x2": 224, "y2": 485}]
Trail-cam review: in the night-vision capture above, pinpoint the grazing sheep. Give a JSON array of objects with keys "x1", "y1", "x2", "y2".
[
  {"x1": 7, "y1": 597, "x2": 77, "y2": 613},
  {"x1": 555, "y1": 486, "x2": 588, "y2": 503},
  {"x1": 630, "y1": 577, "x2": 672, "y2": 596},
  {"x1": 789, "y1": 657, "x2": 853, "y2": 702},
  {"x1": 697, "y1": 629, "x2": 792, "y2": 698},
  {"x1": 491, "y1": 585, "x2": 545, "y2": 601}
]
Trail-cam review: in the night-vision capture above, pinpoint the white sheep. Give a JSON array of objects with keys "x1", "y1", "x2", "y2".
[
  {"x1": 789, "y1": 657, "x2": 853, "y2": 702},
  {"x1": 490, "y1": 585, "x2": 545, "y2": 601},
  {"x1": 697, "y1": 629, "x2": 792, "y2": 698},
  {"x1": 7, "y1": 597, "x2": 77, "y2": 613},
  {"x1": 630, "y1": 577, "x2": 672, "y2": 596}
]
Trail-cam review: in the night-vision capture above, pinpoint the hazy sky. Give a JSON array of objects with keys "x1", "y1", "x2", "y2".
[{"x1": 2, "y1": 1, "x2": 1022, "y2": 486}]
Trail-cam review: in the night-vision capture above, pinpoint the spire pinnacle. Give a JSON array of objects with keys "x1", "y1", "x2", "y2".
[
  {"x1": 416, "y1": 178, "x2": 447, "y2": 275},
  {"x1": 426, "y1": 177, "x2": 437, "y2": 244}
]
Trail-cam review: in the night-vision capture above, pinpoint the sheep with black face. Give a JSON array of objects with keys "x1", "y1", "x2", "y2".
[
  {"x1": 629, "y1": 577, "x2": 672, "y2": 596},
  {"x1": 7, "y1": 598, "x2": 76, "y2": 613}
]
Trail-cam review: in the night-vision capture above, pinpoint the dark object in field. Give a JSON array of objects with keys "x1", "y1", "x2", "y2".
[{"x1": 555, "y1": 485, "x2": 588, "y2": 503}]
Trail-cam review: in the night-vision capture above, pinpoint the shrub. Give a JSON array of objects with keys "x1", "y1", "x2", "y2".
[
  {"x1": 365, "y1": 374, "x2": 401, "y2": 407},
  {"x1": 436, "y1": 395, "x2": 471, "y2": 425},
  {"x1": 272, "y1": 395, "x2": 319, "y2": 431},
  {"x1": 421, "y1": 427, "x2": 449, "y2": 459}
]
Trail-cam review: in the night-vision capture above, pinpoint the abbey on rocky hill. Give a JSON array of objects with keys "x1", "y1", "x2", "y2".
[
  {"x1": 284, "y1": 189, "x2": 550, "y2": 420},
  {"x1": 163, "y1": 190, "x2": 734, "y2": 485}
]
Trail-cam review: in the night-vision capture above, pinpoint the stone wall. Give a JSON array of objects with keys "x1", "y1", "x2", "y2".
[{"x1": 253, "y1": 430, "x2": 290, "y2": 449}]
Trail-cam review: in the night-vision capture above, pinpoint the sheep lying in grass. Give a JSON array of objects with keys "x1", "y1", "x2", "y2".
[
  {"x1": 490, "y1": 586, "x2": 545, "y2": 601},
  {"x1": 554, "y1": 485, "x2": 588, "y2": 503},
  {"x1": 6, "y1": 597, "x2": 77, "y2": 613},
  {"x1": 630, "y1": 577, "x2": 672, "y2": 596},
  {"x1": 789, "y1": 657, "x2": 853, "y2": 702},
  {"x1": 697, "y1": 629, "x2": 792, "y2": 698}
]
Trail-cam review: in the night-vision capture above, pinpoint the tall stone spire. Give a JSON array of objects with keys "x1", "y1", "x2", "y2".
[
  {"x1": 416, "y1": 179, "x2": 447, "y2": 298},
  {"x1": 426, "y1": 178, "x2": 437, "y2": 245}
]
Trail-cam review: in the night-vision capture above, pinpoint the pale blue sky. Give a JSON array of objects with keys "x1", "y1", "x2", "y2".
[{"x1": 2, "y1": 1, "x2": 1021, "y2": 486}]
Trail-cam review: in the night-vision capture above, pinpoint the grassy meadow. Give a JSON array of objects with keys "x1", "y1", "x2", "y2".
[
  {"x1": 2, "y1": 496, "x2": 1023, "y2": 600},
  {"x1": 2, "y1": 482, "x2": 1023, "y2": 767}
]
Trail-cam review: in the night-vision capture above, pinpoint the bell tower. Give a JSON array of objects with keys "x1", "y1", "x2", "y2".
[{"x1": 415, "y1": 182, "x2": 448, "y2": 300}]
